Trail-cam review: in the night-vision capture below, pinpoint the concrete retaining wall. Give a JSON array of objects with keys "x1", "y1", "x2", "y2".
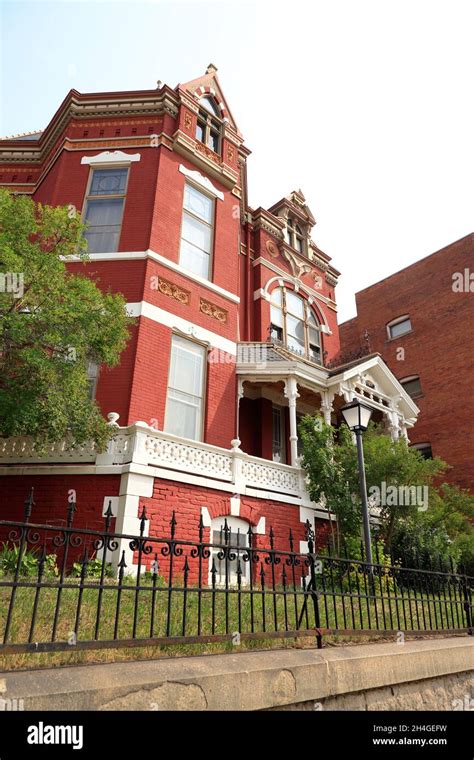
[{"x1": 1, "y1": 637, "x2": 472, "y2": 711}]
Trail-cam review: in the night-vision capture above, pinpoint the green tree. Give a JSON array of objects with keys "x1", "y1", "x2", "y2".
[
  {"x1": 299, "y1": 414, "x2": 473, "y2": 570},
  {"x1": 0, "y1": 189, "x2": 133, "y2": 450}
]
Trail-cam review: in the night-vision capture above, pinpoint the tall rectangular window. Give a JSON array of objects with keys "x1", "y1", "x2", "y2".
[
  {"x1": 83, "y1": 167, "x2": 128, "y2": 253},
  {"x1": 164, "y1": 335, "x2": 206, "y2": 441},
  {"x1": 179, "y1": 183, "x2": 214, "y2": 279}
]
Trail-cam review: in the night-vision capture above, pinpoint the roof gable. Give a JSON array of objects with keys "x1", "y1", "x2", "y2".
[{"x1": 179, "y1": 63, "x2": 241, "y2": 135}]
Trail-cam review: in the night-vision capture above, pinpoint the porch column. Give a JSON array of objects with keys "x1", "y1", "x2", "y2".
[
  {"x1": 399, "y1": 424, "x2": 410, "y2": 442},
  {"x1": 236, "y1": 377, "x2": 245, "y2": 438},
  {"x1": 321, "y1": 391, "x2": 334, "y2": 425},
  {"x1": 387, "y1": 407, "x2": 401, "y2": 441},
  {"x1": 284, "y1": 377, "x2": 300, "y2": 467}
]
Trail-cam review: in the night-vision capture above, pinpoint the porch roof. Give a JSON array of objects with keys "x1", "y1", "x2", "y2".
[{"x1": 236, "y1": 342, "x2": 419, "y2": 427}]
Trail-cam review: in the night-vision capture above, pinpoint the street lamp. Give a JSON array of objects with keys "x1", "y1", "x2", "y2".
[{"x1": 340, "y1": 399, "x2": 374, "y2": 569}]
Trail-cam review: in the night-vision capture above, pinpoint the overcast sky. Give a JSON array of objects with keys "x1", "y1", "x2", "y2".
[{"x1": 1, "y1": 0, "x2": 472, "y2": 322}]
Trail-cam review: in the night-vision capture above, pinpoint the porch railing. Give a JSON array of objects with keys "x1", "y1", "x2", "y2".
[
  {"x1": 0, "y1": 425, "x2": 305, "y2": 499},
  {"x1": 0, "y1": 495, "x2": 471, "y2": 655}
]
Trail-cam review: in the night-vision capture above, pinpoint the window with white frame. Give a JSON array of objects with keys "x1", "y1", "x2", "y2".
[
  {"x1": 179, "y1": 182, "x2": 215, "y2": 279},
  {"x1": 270, "y1": 286, "x2": 322, "y2": 363},
  {"x1": 272, "y1": 405, "x2": 286, "y2": 463},
  {"x1": 83, "y1": 167, "x2": 128, "y2": 253},
  {"x1": 387, "y1": 316, "x2": 412, "y2": 339},
  {"x1": 400, "y1": 375, "x2": 423, "y2": 399},
  {"x1": 285, "y1": 218, "x2": 305, "y2": 254},
  {"x1": 195, "y1": 97, "x2": 221, "y2": 154},
  {"x1": 209, "y1": 516, "x2": 250, "y2": 586},
  {"x1": 164, "y1": 335, "x2": 206, "y2": 441}
]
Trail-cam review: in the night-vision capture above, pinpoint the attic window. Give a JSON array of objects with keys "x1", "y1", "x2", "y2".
[
  {"x1": 196, "y1": 97, "x2": 221, "y2": 154},
  {"x1": 286, "y1": 218, "x2": 305, "y2": 254}
]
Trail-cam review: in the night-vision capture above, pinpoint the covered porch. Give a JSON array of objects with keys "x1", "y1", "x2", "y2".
[{"x1": 236, "y1": 342, "x2": 419, "y2": 467}]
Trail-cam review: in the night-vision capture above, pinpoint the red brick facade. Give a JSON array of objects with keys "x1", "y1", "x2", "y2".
[{"x1": 0, "y1": 66, "x2": 414, "y2": 567}]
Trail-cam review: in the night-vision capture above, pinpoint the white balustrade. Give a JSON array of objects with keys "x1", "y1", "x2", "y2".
[
  {"x1": 0, "y1": 436, "x2": 97, "y2": 464},
  {"x1": 0, "y1": 423, "x2": 304, "y2": 498}
]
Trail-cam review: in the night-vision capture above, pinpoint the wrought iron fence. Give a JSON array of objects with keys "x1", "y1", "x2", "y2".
[{"x1": 0, "y1": 491, "x2": 472, "y2": 654}]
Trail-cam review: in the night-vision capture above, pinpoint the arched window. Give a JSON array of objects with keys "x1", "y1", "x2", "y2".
[
  {"x1": 269, "y1": 287, "x2": 322, "y2": 363},
  {"x1": 196, "y1": 97, "x2": 221, "y2": 154},
  {"x1": 209, "y1": 516, "x2": 250, "y2": 586},
  {"x1": 285, "y1": 218, "x2": 305, "y2": 254}
]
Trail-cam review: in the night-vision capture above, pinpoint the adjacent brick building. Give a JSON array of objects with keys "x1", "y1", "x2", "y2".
[
  {"x1": 0, "y1": 65, "x2": 420, "y2": 574},
  {"x1": 339, "y1": 233, "x2": 474, "y2": 493}
]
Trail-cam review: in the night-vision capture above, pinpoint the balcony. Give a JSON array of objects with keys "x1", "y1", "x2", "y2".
[
  {"x1": 237, "y1": 341, "x2": 326, "y2": 371},
  {"x1": 0, "y1": 423, "x2": 310, "y2": 504}
]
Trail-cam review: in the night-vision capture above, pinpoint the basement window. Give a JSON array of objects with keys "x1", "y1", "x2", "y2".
[{"x1": 209, "y1": 517, "x2": 250, "y2": 586}]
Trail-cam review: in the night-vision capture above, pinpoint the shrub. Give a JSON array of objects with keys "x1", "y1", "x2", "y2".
[
  {"x1": 70, "y1": 558, "x2": 115, "y2": 579},
  {"x1": 0, "y1": 543, "x2": 58, "y2": 577}
]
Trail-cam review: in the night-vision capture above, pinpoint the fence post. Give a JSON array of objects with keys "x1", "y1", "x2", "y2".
[
  {"x1": 305, "y1": 520, "x2": 322, "y2": 649},
  {"x1": 461, "y1": 565, "x2": 473, "y2": 635}
]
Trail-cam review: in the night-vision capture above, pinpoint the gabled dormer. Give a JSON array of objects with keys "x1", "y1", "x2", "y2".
[
  {"x1": 269, "y1": 189, "x2": 316, "y2": 259},
  {"x1": 174, "y1": 64, "x2": 248, "y2": 193}
]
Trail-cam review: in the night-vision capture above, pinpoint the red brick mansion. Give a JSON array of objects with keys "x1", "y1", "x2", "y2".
[{"x1": 0, "y1": 65, "x2": 419, "y2": 572}]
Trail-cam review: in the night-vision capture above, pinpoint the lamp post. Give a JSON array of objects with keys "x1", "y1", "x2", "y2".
[{"x1": 340, "y1": 399, "x2": 374, "y2": 569}]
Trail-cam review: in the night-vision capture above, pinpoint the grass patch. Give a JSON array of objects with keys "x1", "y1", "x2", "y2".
[{"x1": 0, "y1": 573, "x2": 468, "y2": 672}]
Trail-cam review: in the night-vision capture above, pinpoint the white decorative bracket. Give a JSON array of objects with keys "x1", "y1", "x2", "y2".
[
  {"x1": 81, "y1": 150, "x2": 141, "y2": 165},
  {"x1": 179, "y1": 164, "x2": 224, "y2": 200}
]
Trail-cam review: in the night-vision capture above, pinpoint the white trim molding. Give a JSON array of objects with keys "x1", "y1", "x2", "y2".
[
  {"x1": 179, "y1": 164, "x2": 224, "y2": 201},
  {"x1": 81, "y1": 150, "x2": 141, "y2": 165},
  {"x1": 126, "y1": 301, "x2": 237, "y2": 356}
]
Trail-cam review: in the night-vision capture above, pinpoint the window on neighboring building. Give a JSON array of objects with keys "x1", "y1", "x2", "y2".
[
  {"x1": 411, "y1": 443, "x2": 433, "y2": 460},
  {"x1": 387, "y1": 316, "x2": 412, "y2": 339},
  {"x1": 164, "y1": 335, "x2": 206, "y2": 441},
  {"x1": 195, "y1": 97, "x2": 221, "y2": 154},
  {"x1": 83, "y1": 167, "x2": 128, "y2": 253},
  {"x1": 285, "y1": 218, "x2": 305, "y2": 254},
  {"x1": 272, "y1": 405, "x2": 286, "y2": 463},
  {"x1": 179, "y1": 183, "x2": 215, "y2": 279},
  {"x1": 400, "y1": 375, "x2": 423, "y2": 399},
  {"x1": 210, "y1": 516, "x2": 250, "y2": 586},
  {"x1": 270, "y1": 286, "x2": 322, "y2": 363}
]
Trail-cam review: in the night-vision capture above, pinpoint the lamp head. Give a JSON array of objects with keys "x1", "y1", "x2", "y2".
[{"x1": 340, "y1": 400, "x2": 373, "y2": 432}]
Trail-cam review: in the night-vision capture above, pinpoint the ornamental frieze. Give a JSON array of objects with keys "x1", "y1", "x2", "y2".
[
  {"x1": 195, "y1": 141, "x2": 223, "y2": 165},
  {"x1": 153, "y1": 276, "x2": 190, "y2": 305},
  {"x1": 199, "y1": 297, "x2": 228, "y2": 323}
]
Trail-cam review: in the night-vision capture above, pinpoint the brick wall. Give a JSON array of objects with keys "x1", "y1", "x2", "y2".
[
  {"x1": 0, "y1": 474, "x2": 120, "y2": 529},
  {"x1": 140, "y1": 478, "x2": 332, "y2": 584},
  {"x1": 339, "y1": 233, "x2": 474, "y2": 492}
]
